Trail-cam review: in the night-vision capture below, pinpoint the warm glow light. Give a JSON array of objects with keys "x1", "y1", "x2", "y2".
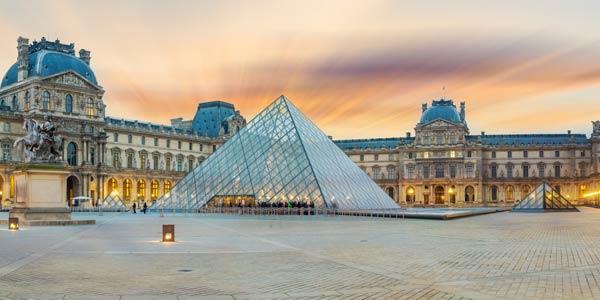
[
  {"x1": 162, "y1": 224, "x2": 175, "y2": 242},
  {"x1": 8, "y1": 217, "x2": 18, "y2": 230},
  {"x1": 583, "y1": 191, "x2": 600, "y2": 198}
]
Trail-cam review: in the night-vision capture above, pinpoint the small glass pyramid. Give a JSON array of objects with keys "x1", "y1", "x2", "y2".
[
  {"x1": 512, "y1": 182, "x2": 578, "y2": 212},
  {"x1": 154, "y1": 95, "x2": 399, "y2": 210},
  {"x1": 98, "y1": 191, "x2": 128, "y2": 211}
]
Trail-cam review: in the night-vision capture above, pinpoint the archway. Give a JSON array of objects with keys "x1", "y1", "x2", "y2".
[
  {"x1": 506, "y1": 185, "x2": 514, "y2": 201},
  {"x1": 66, "y1": 175, "x2": 80, "y2": 207},
  {"x1": 490, "y1": 185, "x2": 498, "y2": 201},
  {"x1": 386, "y1": 187, "x2": 394, "y2": 200},
  {"x1": 434, "y1": 186, "x2": 445, "y2": 204},
  {"x1": 448, "y1": 185, "x2": 456, "y2": 203},
  {"x1": 465, "y1": 186, "x2": 474, "y2": 202},
  {"x1": 0, "y1": 175, "x2": 4, "y2": 205},
  {"x1": 123, "y1": 179, "x2": 132, "y2": 202},
  {"x1": 151, "y1": 180, "x2": 159, "y2": 201},
  {"x1": 406, "y1": 186, "x2": 415, "y2": 203},
  {"x1": 108, "y1": 178, "x2": 118, "y2": 195}
]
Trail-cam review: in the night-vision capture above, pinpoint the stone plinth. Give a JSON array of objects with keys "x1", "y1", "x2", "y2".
[{"x1": 8, "y1": 163, "x2": 94, "y2": 225}]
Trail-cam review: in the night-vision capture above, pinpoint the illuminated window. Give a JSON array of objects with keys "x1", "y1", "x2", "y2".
[
  {"x1": 137, "y1": 179, "x2": 145, "y2": 198},
  {"x1": 450, "y1": 151, "x2": 455, "y2": 158},
  {"x1": 423, "y1": 152, "x2": 429, "y2": 159},
  {"x1": 9, "y1": 175, "x2": 15, "y2": 197},
  {"x1": 164, "y1": 180, "x2": 171, "y2": 194},
  {"x1": 65, "y1": 94, "x2": 73, "y2": 113},
  {"x1": 151, "y1": 180, "x2": 159, "y2": 200},
  {"x1": 506, "y1": 185, "x2": 514, "y2": 201},
  {"x1": 123, "y1": 179, "x2": 132, "y2": 200},
  {"x1": 109, "y1": 178, "x2": 118, "y2": 194},
  {"x1": 42, "y1": 91, "x2": 50, "y2": 110},
  {"x1": 86, "y1": 98, "x2": 94, "y2": 117}
]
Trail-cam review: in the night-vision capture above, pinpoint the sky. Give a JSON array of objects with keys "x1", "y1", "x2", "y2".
[{"x1": 0, "y1": 0, "x2": 599, "y2": 139}]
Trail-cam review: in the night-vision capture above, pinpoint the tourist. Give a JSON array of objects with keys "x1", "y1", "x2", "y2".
[
  {"x1": 143, "y1": 202, "x2": 147, "y2": 214},
  {"x1": 132, "y1": 202, "x2": 137, "y2": 214}
]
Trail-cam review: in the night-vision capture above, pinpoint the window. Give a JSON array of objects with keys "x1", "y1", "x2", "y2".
[
  {"x1": 189, "y1": 159, "x2": 194, "y2": 172},
  {"x1": 467, "y1": 151, "x2": 472, "y2": 158},
  {"x1": 450, "y1": 165, "x2": 456, "y2": 178},
  {"x1": 408, "y1": 152, "x2": 413, "y2": 159},
  {"x1": 555, "y1": 151, "x2": 560, "y2": 158},
  {"x1": 90, "y1": 146, "x2": 95, "y2": 165},
  {"x1": 151, "y1": 180, "x2": 159, "y2": 200},
  {"x1": 25, "y1": 91, "x2": 30, "y2": 109},
  {"x1": 450, "y1": 151, "x2": 455, "y2": 158},
  {"x1": 189, "y1": 143, "x2": 193, "y2": 151},
  {"x1": 137, "y1": 180, "x2": 145, "y2": 198},
  {"x1": 491, "y1": 151, "x2": 496, "y2": 158},
  {"x1": 374, "y1": 154, "x2": 379, "y2": 161},
  {"x1": 450, "y1": 136, "x2": 457, "y2": 144},
  {"x1": 127, "y1": 153, "x2": 133, "y2": 168},
  {"x1": 113, "y1": 133, "x2": 118, "y2": 142},
  {"x1": 524, "y1": 151, "x2": 528, "y2": 158},
  {"x1": 523, "y1": 165, "x2": 529, "y2": 178},
  {"x1": 466, "y1": 165, "x2": 473, "y2": 177},
  {"x1": 507, "y1": 165, "x2": 513, "y2": 178},
  {"x1": 581, "y1": 151, "x2": 585, "y2": 157},
  {"x1": 555, "y1": 165, "x2": 561, "y2": 178},
  {"x1": 123, "y1": 179, "x2": 132, "y2": 200},
  {"x1": 164, "y1": 181, "x2": 171, "y2": 194},
  {"x1": 423, "y1": 166, "x2": 430, "y2": 179},
  {"x1": 141, "y1": 136, "x2": 146, "y2": 145},
  {"x1": 423, "y1": 137, "x2": 430, "y2": 145},
  {"x1": 140, "y1": 153, "x2": 147, "y2": 169},
  {"x1": 2, "y1": 143, "x2": 11, "y2": 161},
  {"x1": 508, "y1": 151, "x2": 512, "y2": 158},
  {"x1": 539, "y1": 164, "x2": 545, "y2": 177},
  {"x1": 42, "y1": 91, "x2": 50, "y2": 110},
  {"x1": 108, "y1": 178, "x2": 118, "y2": 194},
  {"x1": 373, "y1": 167, "x2": 380, "y2": 179},
  {"x1": 167, "y1": 140, "x2": 171, "y2": 148},
  {"x1": 213, "y1": 145, "x2": 217, "y2": 152},
  {"x1": 491, "y1": 186, "x2": 498, "y2": 201},
  {"x1": 3, "y1": 122, "x2": 9, "y2": 132},
  {"x1": 491, "y1": 165, "x2": 497, "y2": 178},
  {"x1": 154, "y1": 138, "x2": 158, "y2": 146},
  {"x1": 539, "y1": 151, "x2": 544, "y2": 158},
  {"x1": 65, "y1": 94, "x2": 73, "y2": 113},
  {"x1": 388, "y1": 154, "x2": 393, "y2": 161},
  {"x1": 128, "y1": 134, "x2": 132, "y2": 144},
  {"x1": 86, "y1": 98, "x2": 94, "y2": 117},
  {"x1": 166, "y1": 157, "x2": 171, "y2": 171},
  {"x1": 407, "y1": 166, "x2": 414, "y2": 179},
  {"x1": 12, "y1": 96, "x2": 18, "y2": 110},
  {"x1": 435, "y1": 165, "x2": 444, "y2": 178},
  {"x1": 178, "y1": 141, "x2": 182, "y2": 149},
  {"x1": 199, "y1": 144, "x2": 203, "y2": 151},
  {"x1": 506, "y1": 185, "x2": 514, "y2": 201},
  {"x1": 112, "y1": 151, "x2": 120, "y2": 168},
  {"x1": 387, "y1": 167, "x2": 395, "y2": 179},
  {"x1": 67, "y1": 142, "x2": 77, "y2": 166},
  {"x1": 359, "y1": 154, "x2": 364, "y2": 162},
  {"x1": 436, "y1": 133, "x2": 443, "y2": 145},
  {"x1": 177, "y1": 159, "x2": 183, "y2": 172},
  {"x1": 580, "y1": 166, "x2": 587, "y2": 177},
  {"x1": 153, "y1": 154, "x2": 159, "y2": 170},
  {"x1": 423, "y1": 152, "x2": 429, "y2": 159}
]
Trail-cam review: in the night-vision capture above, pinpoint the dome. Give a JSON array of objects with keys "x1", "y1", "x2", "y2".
[
  {"x1": 1, "y1": 50, "x2": 97, "y2": 88},
  {"x1": 419, "y1": 99, "x2": 463, "y2": 124}
]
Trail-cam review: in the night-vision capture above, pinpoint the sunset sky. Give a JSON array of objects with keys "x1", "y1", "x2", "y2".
[{"x1": 1, "y1": 0, "x2": 599, "y2": 139}]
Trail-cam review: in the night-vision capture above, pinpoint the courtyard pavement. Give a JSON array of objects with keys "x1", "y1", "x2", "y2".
[{"x1": 1, "y1": 208, "x2": 600, "y2": 300}]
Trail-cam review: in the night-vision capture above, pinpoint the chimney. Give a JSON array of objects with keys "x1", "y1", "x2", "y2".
[
  {"x1": 17, "y1": 36, "x2": 29, "y2": 82},
  {"x1": 460, "y1": 101, "x2": 465, "y2": 120},
  {"x1": 79, "y1": 49, "x2": 91, "y2": 65},
  {"x1": 406, "y1": 132, "x2": 411, "y2": 138},
  {"x1": 481, "y1": 131, "x2": 485, "y2": 136},
  {"x1": 422, "y1": 103, "x2": 428, "y2": 112}
]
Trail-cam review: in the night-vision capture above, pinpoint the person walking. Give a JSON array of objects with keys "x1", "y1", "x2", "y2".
[
  {"x1": 132, "y1": 202, "x2": 137, "y2": 214},
  {"x1": 143, "y1": 202, "x2": 147, "y2": 214}
]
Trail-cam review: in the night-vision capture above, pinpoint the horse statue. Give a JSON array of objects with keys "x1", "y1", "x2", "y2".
[{"x1": 14, "y1": 115, "x2": 63, "y2": 162}]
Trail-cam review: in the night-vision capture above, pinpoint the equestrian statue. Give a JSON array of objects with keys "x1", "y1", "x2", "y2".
[{"x1": 13, "y1": 115, "x2": 63, "y2": 162}]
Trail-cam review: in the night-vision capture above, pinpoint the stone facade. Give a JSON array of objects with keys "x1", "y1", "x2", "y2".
[{"x1": 336, "y1": 100, "x2": 600, "y2": 206}]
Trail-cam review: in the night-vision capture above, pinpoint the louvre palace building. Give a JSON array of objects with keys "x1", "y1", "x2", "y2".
[{"x1": 0, "y1": 36, "x2": 599, "y2": 208}]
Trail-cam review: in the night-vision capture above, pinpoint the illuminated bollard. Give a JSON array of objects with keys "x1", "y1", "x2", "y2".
[
  {"x1": 162, "y1": 224, "x2": 175, "y2": 242},
  {"x1": 8, "y1": 217, "x2": 18, "y2": 230}
]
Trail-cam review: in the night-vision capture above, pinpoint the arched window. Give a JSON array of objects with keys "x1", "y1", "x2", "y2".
[
  {"x1": 491, "y1": 186, "x2": 498, "y2": 201},
  {"x1": 465, "y1": 186, "x2": 475, "y2": 202},
  {"x1": 406, "y1": 186, "x2": 415, "y2": 203},
  {"x1": 86, "y1": 98, "x2": 94, "y2": 117},
  {"x1": 42, "y1": 91, "x2": 50, "y2": 110},
  {"x1": 65, "y1": 94, "x2": 73, "y2": 113},
  {"x1": 434, "y1": 186, "x2": 445, "y2": 204},
  {"x1": 522, "y1": 185, "x2": 531, "y2": 198},
  {"x1": 151, "y1": 180, "x2": 159, "y2": 200},
  {"x1": 108, "y1": 178, "x2": 118, "y2": 194},
  {"x1": 25, "y1": 91, "x2": 30, "y2": 109},
  {"x1": 137, "y1": 179, "x2": 145, "y2": 199},
  {"x1": 123, "y1": 179, "x2": 132, "y2": 201},
  {"x1": 164, "y1": 180, "x2": 171, "y2": 194},
  {"x1": 386, "y1": 187, "x2": 394, "y2": 199},
  {"x1": 67, "y1": 142, "x2": 77, "y2": 166},
  {"x1": 506, "y1": 185, "x2": 514, "y2": 201},
  {"x1": 12, "y1": 95, "x2": 17, "y2": 111},
  {"x1": 387, "y1": 166, "x2": 395, "y2": 179}
]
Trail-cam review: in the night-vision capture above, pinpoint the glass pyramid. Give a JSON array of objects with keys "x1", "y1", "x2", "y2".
[
  {"x1": 99, "y1": 192, "x2": 128, "y2": 211},
  {"x1": 154, "y1": 95, "x2": 399, "y2": 210},
  {"x1": 512, "y1": 182, "x2": 578, "y2": 212}
]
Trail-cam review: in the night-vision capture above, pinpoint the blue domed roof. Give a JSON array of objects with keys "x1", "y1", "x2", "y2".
[
  {"x1": 1, "y1": 50, "x2": 97, "y2": 88},
  {"x1": 419, "y1": 99, "x2": 463, "y2": 124}
]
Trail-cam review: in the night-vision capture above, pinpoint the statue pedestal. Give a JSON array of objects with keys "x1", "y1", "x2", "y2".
[{"x1": 9, "y1": 164, "x2": 95, "y2": 226}]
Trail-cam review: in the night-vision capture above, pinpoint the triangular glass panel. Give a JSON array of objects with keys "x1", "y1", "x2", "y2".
[{"x1": 512, "y1": 182, "x2": 578, "y2": 212}]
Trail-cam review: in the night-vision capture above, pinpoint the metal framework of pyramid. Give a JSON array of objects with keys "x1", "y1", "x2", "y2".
[
  {"x1": 512, "y1": 182, "x2": 578, "y2": 212},
  {"x1": 154, "y1": 95, "x2": 399, "y2": 210},
  {"x1": 99, "y1": 192, "x2": 128, "y2": 211}
]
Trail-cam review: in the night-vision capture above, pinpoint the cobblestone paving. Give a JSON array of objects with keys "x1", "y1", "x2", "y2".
[{"x1": 1, "y1": 208, "x2": 600, "y2": 299}]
